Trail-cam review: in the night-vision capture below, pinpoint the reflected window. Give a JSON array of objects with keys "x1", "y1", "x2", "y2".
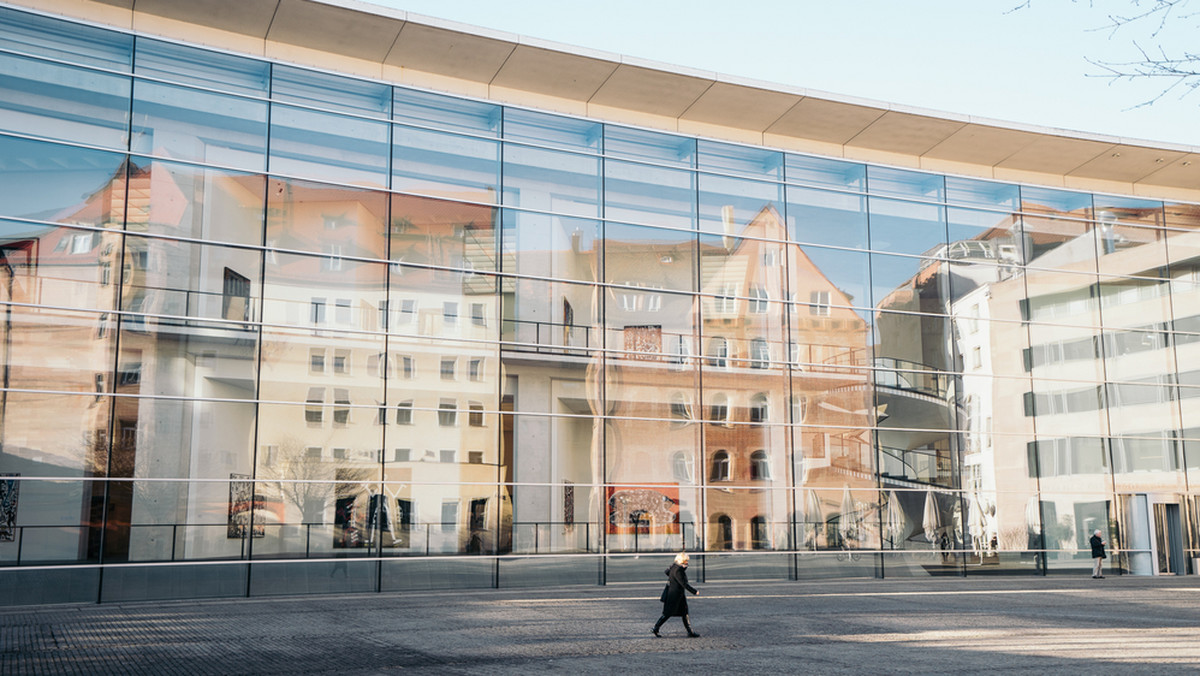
[
  {"x1": 750, "y1": 450, "x2": 771, "y2": 480},
  {"x1": 398, "y1": 355, "x2": 415, "y2": 379},
  {"x1": 710, "y1": 450, "x2": 730, "y2": 481},
  {"x1": 749, "y1": 286, "x2": 769, "y2": 313},
  {"x1": 469, "y1": 402, "x2": 484, "y2": 427},
  {"x1": 310, "y1": 349, "x2": 325, "y2": 373},
  {"x1": 751, "y1": 338, "x2": 770, "y2": 369},
  {"x1": 809, "y1": 291, "x2": 831, "y2": 316},
  {"x1": 438, "y1": 399, "x2": 457, "y2": 426},
  {"x1": 750, "y1": 393, "x2": 770, "y2": 423},
  {"x1": 472, "y1": 302, "x2": 487, "y2": 327},
  {"x1": 333, "y1": 389, "x2": 350, "y2": 426},
  {"x1": 715, "y1": 514, "x2": 733, "y2": 550},
  {"x1": 469, "y1": 358, "x2": 484, "y2": 381},
  {"x1": 790, "y1": 395, "x2": 808, "y2": 424},
  {"x1": 305, "y1": 387, "x2": 324, "y2": 425},
  {"x1": 396, "y1": 400, "x2": 413, "y2": 425},
  {"x1": 441, "y1": 357, "x2": 456, "y2": 380},
  {"x1": 393, "y1": 448, "x2": 411, "y2": 462},
  {"x1": 707, "y1": 337, "x2": 728, "y2": 368},
  {"x1": 333, "y1": 350, "x2": 350, "y2": 375},
  {"x1": 440, "y1": 449, "x2": 456, "y2": 463},
  {"x1": 709, "y1": 394, "x2": 730, "y2": 424},
  {"x1": 444, "y1": 302, "x2": 458, "y2": 326},
  {"x1": 672, "y1": 451, "x2": 694, "y2": 482},
  {"x1": 670, "y1": 392, "x2": 693, "y2": 422},
  {"x1": 751, "y1": 516, "x2": 768, "y2": 549}
]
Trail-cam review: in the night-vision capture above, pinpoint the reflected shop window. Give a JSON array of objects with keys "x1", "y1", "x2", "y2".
[{"x1": 9, "y1": 2, "x2": 1200, "y2": 604}]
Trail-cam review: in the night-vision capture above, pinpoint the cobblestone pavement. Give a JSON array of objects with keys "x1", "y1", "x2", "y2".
[{"x1": 4, "y1": 574, "x2": 1200, "y2": 674}]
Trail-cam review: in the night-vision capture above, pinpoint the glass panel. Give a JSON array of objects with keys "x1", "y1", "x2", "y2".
[
  {"x1": 271, "y1": 64, "x2": 389, "y2": 117},
  {"x1": 0, "y1": 6, "x2": 132, "y2": 70},
  {"x1": 870, "y1": 252, "x2": 947, "y2": 314},
  {"x1": 503, "y1": 108, "x2": 600, "y2": 153},
  {"x1": 605, "y1": 287, "x2": 696, "y2": 360},
  {"x1": 131, "y1": 80, "x2": 267, "y2": 171},
  {"x1": 391, "y1": 125, "x2": 500, "y2": 201},
  {"x1": 1164, "y1": 200, "x2": 1200, "y2": 231},
  {"x1": 957, "y1": 375, "x2": 1036, "y2": 438},
  {"x1": 868, "y1": 197, "x2": 946, "y2": 257},
  {"x1": 0, "y1": 306, "x2": 115, "y2": 406},
  {"x1": 697, "y1": 139, "x2": 782, "y2": 180},
  {"x1": 867, "y1": 166, "x2": 944, "y2": 201},
  {"x1": 1094, "y1": 194, "x2": 1163, "y2": 228},
  {"x1": 0, "y1": 392, "x2": 113, "y2": 476},
  {"x1": 604, "y1": 125, "x2": 694, "y2": 167},
  {"x1": 103, "y1": 396, "x2": 257, "y2": 481},
  {"x1": 0, "y1": 53, "x2": 131, "y2": 148},
  {"x1": 786, "y1": 185, "x2": 868, "y2": 250},
  {"x1": 0, "y1": 220, "x2": 120, "y2": 310},
  {"x1": 134, "y1": 38, "x2": 269, "y2": 96},
  {"x1": 501, "y1": 276, "x2": 598, "y2": 351},
  {"x1": 606, "y1": 223, "x2": 695, "y2": 294},
  {"x1": 1094, "y1": 220, "x2": 1168, "y2": 280},
  {"x1": 501, "y1": 210, "x2": 597, "y2": 283},
  {"x1": 698, "y1": 174, "x2": 784, "y2": 237},
  {"x1": 0, "y1": 479, "x2": 103, "y2": 566},
  {"x1": 944, "y1": 176, "x2": 1019, "y2": 210},
  {"x1": 1026, "y1": 323, "x2": 1104, "y2": 382},
  {"x1": 946, "y1": 207, "x2": 1023, "y2": 266},
  {"x1": 269, "y1": 105, "x2": 388, "y2": 187},
  {"x1": 794, "y1": 244, "x2": 871, "y2": 313},
  {"x1": 391, "y1": 193, "x2": 498, "y2": 274},
  {"x1": 502, "y1": 145, "x2": 599, "y2": 218},
  {"x1": 1023, "y1": 268, "x2": 1100, "y2": 326},
  {"x1": 1020, "y1": 186, "x2": 1095, "y2": 271},
  {"x1": 387, "y1": 261, "x2": 494, "y2": 339},
  {"x1": 260, "y1": 251, "x2": 387, "y2": 332},
  {"x1": 1029, "y1": 378, "x2": 1109, "y2": 436},
  {"x1": 126, "y1": 157, "x2": 264, "y2": 246},
  {"x1": 0, "y1": 137, "x2": 128, "y2": 227},
  {"x1": 875, "y1": 309, "x2": 954, "y2": 372},
  {"x1": 266, "y1": 177, "x2": 388, "y2": 260},
  {"x1": 603, "y1": 160, "x2": 695, "y2": 229},
  {"x1": 1098, "y1": 276, "x2": 1172, "y2": 327},
  {"x1": 784, "y1": 154, "x2": 864, "y2": 191},
  {"x1": 393, "y1": 87, "x2": 500, "y2": 137},
  {"x1": 119, "y1": 234, "x2": 262, "y2": 323}
]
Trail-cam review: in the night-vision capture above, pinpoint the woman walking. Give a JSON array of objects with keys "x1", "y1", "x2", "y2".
[{"x1": 652, "y1": 552, "x2": 700, "y2": 637}]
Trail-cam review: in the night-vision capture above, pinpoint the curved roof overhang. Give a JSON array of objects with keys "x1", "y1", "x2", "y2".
[{"x1": 16, "y1": 0, "x2": 1200, "y2": 201}]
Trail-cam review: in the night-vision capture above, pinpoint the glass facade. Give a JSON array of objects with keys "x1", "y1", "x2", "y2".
[{"x1": 2, "y1": 5, "x2": 1200, "y2": 604}]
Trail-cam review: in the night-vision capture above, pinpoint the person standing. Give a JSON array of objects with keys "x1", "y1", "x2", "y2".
[
  {"x1": 1090, "y1": 529, "x2": 1107, "y2": 579},
  {"x1": 652, "y1": 552, "x2": 700, "y2": 638}
]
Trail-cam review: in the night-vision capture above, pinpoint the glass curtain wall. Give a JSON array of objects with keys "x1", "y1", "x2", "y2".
[{"x1": 2, "y1": 5, "x2": 1200, "y2": 603}]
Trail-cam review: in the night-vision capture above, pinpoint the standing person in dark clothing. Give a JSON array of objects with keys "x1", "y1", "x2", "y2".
[
  {"x1": 1090, "y1": 529, "x2": 1107, "y2": 579},
  {"x1": 652, "y1": 552, "x2": 700, "y2": 638}
]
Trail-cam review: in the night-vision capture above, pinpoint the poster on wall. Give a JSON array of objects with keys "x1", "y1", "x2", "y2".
[
  {"x1": 0, "y1": 474, "x2": 17, "y2": 542},
  {"x1": 606, "y1": 483, "x2": 679, "y2": 534},
  {"x1": 227, "y1": 473, "x2": 263, "y2": 539}
]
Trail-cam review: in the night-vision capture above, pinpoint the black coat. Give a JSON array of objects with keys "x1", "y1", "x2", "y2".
[
  {"x1": 1090, "y1": 534, "x2": 1106, "y2": 559},
  {"x1": 661, "y1": 563, "x2": 697, "y2": 617}
]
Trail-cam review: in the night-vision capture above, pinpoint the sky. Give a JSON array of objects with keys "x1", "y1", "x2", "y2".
[{"x1": 363, "y1": 0, "x2": 1199, "y2": 148}]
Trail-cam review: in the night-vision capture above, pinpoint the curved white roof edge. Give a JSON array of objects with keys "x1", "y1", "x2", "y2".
[{"x1": 9, "y1": 0, "x2": 1200, "y2": 200}]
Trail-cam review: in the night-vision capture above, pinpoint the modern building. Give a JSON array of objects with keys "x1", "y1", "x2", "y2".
[{"x1": 2, "y1": 0, "x2": 1200, "y2": 605}]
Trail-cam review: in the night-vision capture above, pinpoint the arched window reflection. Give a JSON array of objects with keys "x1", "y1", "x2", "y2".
[
  {"x1": 750, "y1": 515, "x2": 768, "y2": 549},
  {"x1": 750, "y1": 338, "x2": 769, "y2": 369},
  {"x1": 715, "y1": 514, "x2": 733, "y2": 550},
  {"x1": 750, "y1": 449, "x2": 771, "y2": 480},
  {"x1": 706, "y1": 336, "x2": 728, "y2": 368},
  {"x1": 750, "y1": 393, "x2": 769, "y2": 423},
  {"x1": 672, "y1": 451, "x2": 694, "y2": 482},
  {"x1": 709, "y1": 393, "x2": 729, "y2": 424},
  {"x1": 710, "y1": 450, "x2": 730, "y2": 481}
]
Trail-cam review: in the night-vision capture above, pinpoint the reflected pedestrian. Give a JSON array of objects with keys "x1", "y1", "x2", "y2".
[
  {"x1": 1090, "y1": 529, "x2": 1107, "y2": 579},
  {"x1": 652, "y1": 552, "x2": 700, "y2": 638}
]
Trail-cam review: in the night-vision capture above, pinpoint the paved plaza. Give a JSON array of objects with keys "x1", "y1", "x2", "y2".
[{"x1": 4, "y1": 572, "x2": 1200, "y2": 674}]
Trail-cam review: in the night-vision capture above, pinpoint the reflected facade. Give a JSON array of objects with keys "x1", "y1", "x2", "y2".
[{"x1": 3, "y1": 4, "x2": 1200, "y2": 604}]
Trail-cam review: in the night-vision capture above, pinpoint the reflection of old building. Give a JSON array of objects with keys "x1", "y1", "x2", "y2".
[{"x1": 4, "y1": 1, "x2": 1200, "y2": 605}]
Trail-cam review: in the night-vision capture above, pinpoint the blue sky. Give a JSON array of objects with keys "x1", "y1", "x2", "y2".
[{"x1": 365, "y1": 0, "x2": 1198, "y2": 147}]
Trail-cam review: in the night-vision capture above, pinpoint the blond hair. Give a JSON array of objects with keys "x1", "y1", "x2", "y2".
[{"x1": 674, "y1": 552, "x2": 690, "y2": 566}]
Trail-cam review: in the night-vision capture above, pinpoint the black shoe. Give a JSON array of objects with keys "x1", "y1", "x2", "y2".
[
  {"x1": 1098, "y1": 575, "x2": 1105, "y2": 579},
  {"x1": 688, "y1": 632, "x2": 700, "y2": 638},
  {"x1": 1092, "y1": 575, "x2": 1098, "y2": 578},
  {"x1": 652, "y1": 627, "x2": 660, "y2": 637}
]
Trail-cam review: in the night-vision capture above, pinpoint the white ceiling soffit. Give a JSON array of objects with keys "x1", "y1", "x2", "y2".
[{"x1": 81, "y1": 0, "x2": 1200, "y2": 191}]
